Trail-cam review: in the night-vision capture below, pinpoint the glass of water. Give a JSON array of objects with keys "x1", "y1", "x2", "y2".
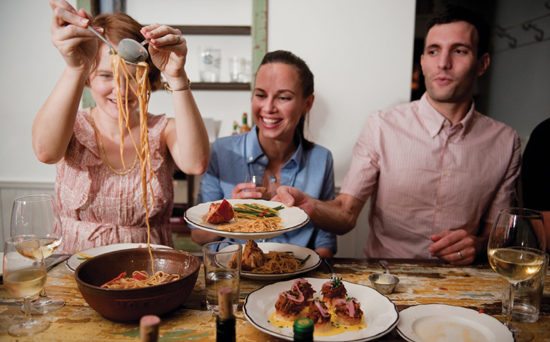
[
  {"x1": 202, "y1": 241, "x2": 242, "y2": 314},
  {"x1": 502, "y1": 253, "x2": 549, "y2": 323}
]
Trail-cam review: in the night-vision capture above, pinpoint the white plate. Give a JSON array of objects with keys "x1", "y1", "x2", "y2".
[
  {"x1": 240, "y1": 243, "x2": 321, "y2": 280},
  {"x1": 65, "y1": 243, "x2": 172, "y2": 272},
  {"x1": 244, "y1": 277, "x2": 399, "y2": 341},
  {"x1": 397, "y1": 304, "x2": 513, "y2": 342},
  {"x1": 184, "y1": 199, "x2": 310, "y2": 240}
]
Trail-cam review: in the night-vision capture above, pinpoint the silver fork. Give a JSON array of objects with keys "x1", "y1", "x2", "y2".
[{"x1": 323, "y1": 258, "x2": 337, "y2": 279}]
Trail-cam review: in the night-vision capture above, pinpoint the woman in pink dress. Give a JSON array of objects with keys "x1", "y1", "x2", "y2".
[{"x1": 32, "y1": 0, "x2": 210, "y2": 254}]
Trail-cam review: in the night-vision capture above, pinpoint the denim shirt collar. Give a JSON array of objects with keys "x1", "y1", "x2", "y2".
[{"x1": 244, "y1": 127, "x2": 303, "y2": 181}]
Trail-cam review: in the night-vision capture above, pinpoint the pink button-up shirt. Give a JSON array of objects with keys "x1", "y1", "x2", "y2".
[{"x1": 341, "y1": 94, "x2": 521, "y2": 259}]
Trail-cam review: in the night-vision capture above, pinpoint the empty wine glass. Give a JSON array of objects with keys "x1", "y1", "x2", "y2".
[
  {"x1": 11, "y1": 194, "x2": 64, "y2": 313},
  {"x1": 244, "y1": 174, "x2": 269, "y2": 199},
  {"x1": 4, "y1": 235, "x2": 50, "y2": 336},
  {"x1": 487, "y1": 208, "x2": 546, "y2": 341}
]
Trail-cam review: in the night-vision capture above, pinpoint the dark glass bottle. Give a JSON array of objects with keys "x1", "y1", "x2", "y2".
[
  {"x1": 293, "y1": 317, "x2": 314, "y2": 342},
  {"x1": 216, "y1": 287, "x2": 236, "y2": 342},
  {"x1": 216, "y1": 315, "x2": 236, "y2": 342}
]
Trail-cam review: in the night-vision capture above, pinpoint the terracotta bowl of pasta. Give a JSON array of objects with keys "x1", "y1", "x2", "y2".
[{"x1": 74, "y1": 248, "x2": 200, "y2": 323}]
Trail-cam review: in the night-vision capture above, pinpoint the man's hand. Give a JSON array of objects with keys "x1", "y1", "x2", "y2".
[
  {"x1": 428, "y1": 229, "x2": 485, "y2": 265},
  {"x1": 272, "y1": 186, "x2": 316, "y2": 216},
  {"x1": 274, "y1": 187, "x2": 364, "y2": 235}
]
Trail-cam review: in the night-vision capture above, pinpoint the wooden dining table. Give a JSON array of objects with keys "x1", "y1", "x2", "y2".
[{"x1": 0, "y1": 257, "x2": 548, "y2": 341}]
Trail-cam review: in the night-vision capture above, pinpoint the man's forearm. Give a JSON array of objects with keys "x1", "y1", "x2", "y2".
[{"x1": 309, "y1": 194, "x2": 365, "y2": 235}]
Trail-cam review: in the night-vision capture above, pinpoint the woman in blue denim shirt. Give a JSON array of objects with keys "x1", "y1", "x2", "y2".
[{"x1": 191, "y1": 50, "x2": 336, "y2": 258}]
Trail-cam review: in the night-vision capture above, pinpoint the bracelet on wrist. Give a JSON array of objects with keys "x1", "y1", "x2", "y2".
[{"x1": 164, "y1": 78, "x2": 191, "y2": 93}]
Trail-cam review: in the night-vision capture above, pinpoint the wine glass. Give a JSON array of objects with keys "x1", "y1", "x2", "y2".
[
  {"x1": 244, "y1": 174, "x2": 265, "y2": 197},
  {"x1": 244, "y1": 174, "x2": 270, "y2": 242},
  {"x1": 487, "y1": 208, "x2": 546, "y2": 341},
  {"x1": 3, "y1": 235, "x2": 50, "y2": 336},
  {"x1": 11, "y1": 194, "x2": 65, "y2": 313}
]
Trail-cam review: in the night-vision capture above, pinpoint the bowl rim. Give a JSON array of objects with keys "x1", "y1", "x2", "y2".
[
  {"x1": 369, "y1": 273, "x2": 400, "y2": 285},
  {"x1": 74, "y1": 247, "x2": 200, "y2": 292}
]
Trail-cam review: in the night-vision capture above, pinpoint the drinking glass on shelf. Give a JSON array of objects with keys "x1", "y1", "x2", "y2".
[
  {"x1": 228, "y1": 56, "x2": 245, "y2": 82},
  {"x1": 4, "y1": 235, "x2": 50, "y2": 336},
  {"x1": 487, "y1": 208, "x2": 546, "y2": 341},
  {"x1": 198, "y1": 46, "x2": 221, "y2": 82},
  {"x1": 11, "y1": 194, "x2": 64, "y2": 313}
]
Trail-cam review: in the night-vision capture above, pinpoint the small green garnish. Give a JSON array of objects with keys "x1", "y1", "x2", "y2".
[
  {"x1": 346, "y1": 297, "x2": 355, "y2": 302},
  {"x1": 331, "y1": 277, "x2": 343, "y2": 287}
]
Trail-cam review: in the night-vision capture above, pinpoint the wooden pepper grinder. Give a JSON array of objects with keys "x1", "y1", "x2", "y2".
[
  {"x1": 140, "y1": 315, "x2": 160, "y2": 342},
  {"x1": 217, "y1": 287, "x2": 236, "y2": 342}
]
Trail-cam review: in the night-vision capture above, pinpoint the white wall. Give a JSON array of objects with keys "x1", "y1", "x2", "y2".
[
  {"x1": 0, "y1": 0, "x2": 78, "y2": 182},
  {"x1": 267, "y1": 0, "x2": 416, "y2": 257},
  {"x1": 486, "y1": 0, "x2": 550, "y2": 144},
  {"x1": 268, "y1": 0, "x2": 416, "y2": 185}
]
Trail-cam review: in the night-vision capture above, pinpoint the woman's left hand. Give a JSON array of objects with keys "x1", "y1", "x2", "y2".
[{"x1": 140, "y1": 24, "x2": 187, "y2": 82}]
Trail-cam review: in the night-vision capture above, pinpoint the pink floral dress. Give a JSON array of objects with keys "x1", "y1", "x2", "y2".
[{"x1": 55, "y1": 109, "x2": 174, "y2": 254}]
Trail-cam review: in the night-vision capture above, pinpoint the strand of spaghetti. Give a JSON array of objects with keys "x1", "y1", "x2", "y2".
[
  {"x1": 135, "y1": 61, "x2": 155, "y2": 274},
  {"x1": 111, "y1": 55, "x2": 127, "y2": 169},
  {"x1": 111, "y1": 54, "x2": 156, "y2": 274}
]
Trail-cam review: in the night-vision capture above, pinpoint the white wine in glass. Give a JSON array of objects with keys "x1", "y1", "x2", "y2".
[
  {"x1": 4, "y1": 235, "x2": 50, "y2": 336},
  {"x1": 487, "y1": 208, "x2": 546, "y2": 341},
  {"x1": 11, "y1": 194, "x2": 65, "y2": 313}
]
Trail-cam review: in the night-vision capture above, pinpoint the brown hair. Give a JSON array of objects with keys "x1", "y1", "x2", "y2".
[
  {"x1": 88, "y1": 12, "x2": 162, "y2": 91},
  {"x1": 426, "y1": 5, "x2": 490, "y2": 58},
  {"x1": 258, "y1": 50, "x2": 315, "y2": 150}
]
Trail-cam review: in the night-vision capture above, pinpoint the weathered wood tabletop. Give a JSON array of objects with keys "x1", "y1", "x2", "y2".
[{"x1": 0, "y1": 258, "x2": 548, "y2": 341}]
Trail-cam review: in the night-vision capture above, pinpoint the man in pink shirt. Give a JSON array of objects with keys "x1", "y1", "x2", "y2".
[{"x1": 275, "y1": 5, "x2": 521, "y2": 265}]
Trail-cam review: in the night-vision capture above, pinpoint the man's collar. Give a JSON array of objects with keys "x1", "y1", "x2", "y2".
[{"x1": 418, "y1": 93, "x2": 475, "y2": 138}]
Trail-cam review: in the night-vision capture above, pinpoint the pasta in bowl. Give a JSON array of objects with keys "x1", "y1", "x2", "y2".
[
  {"x1": 74, "y1": 248, "x2": 200, "y2": 322},
  {"x1": 184, "y1": 199, "x2": 310, "y2": 240}
]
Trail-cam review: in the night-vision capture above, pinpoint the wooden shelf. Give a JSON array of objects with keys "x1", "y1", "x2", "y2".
[
  {"x1": 158, "y1": 25, "x2": 253, "y2": 91},
  {"x1": 172, "y1": 25, "x2": 251, "y2": 36},
  {"x1": 191, "y1": 82, "x2": 251, "y2": 91}
]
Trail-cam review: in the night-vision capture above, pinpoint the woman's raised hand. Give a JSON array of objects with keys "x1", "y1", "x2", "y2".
[
  {"x1": 141, "y1": 24, "x2": 188, "y2": 86},
  {"x1": 49, "y1": 0, "x2": 98, "y2": 71}
]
